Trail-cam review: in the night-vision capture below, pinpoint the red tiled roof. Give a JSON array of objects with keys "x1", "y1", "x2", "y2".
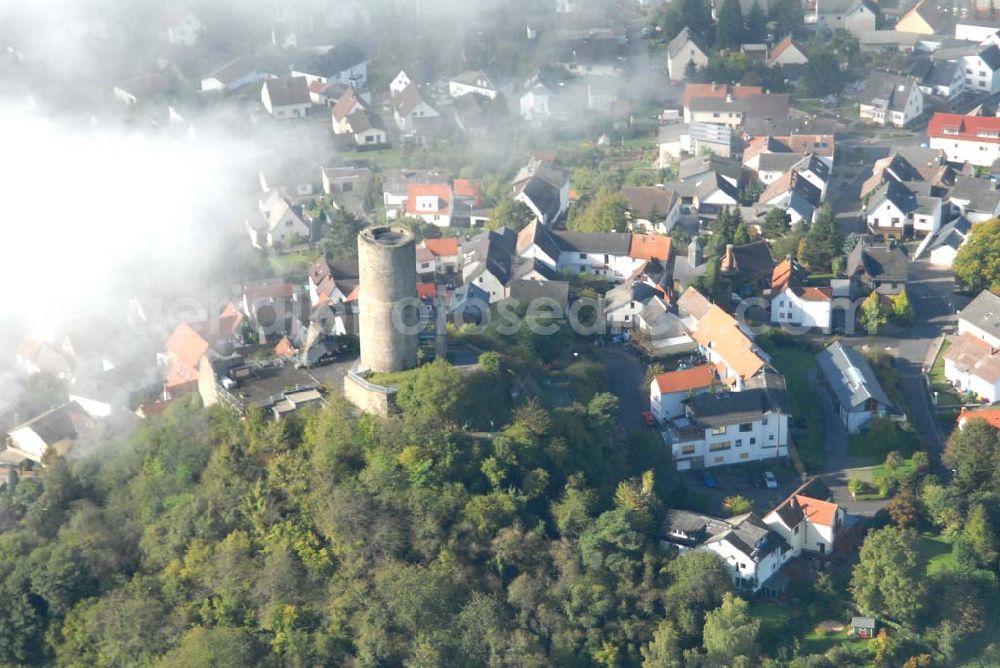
[
  {"x1": 771, "y1": 258, "x2": 797, "y2": 290},
  {"x1": 422, "y1": 237, "x2": 459, "y2": 256},
  {"x1": 800, "y1": 287, "x2": 833, "y2": 301},
  {"x1": 406, "y1": 183, "x2": 451, "y2": 215},
  {"x1": 768, "y1": 35, "x2": 805, "y2": 63},
  {"x1": 274, "y1": 336, "x2": 298, "y2": 358},
  {"x1": 654, "y1": 364, "x2": 715, "y2": 394},
  {"x1": 927, "y1": 113, "x2": 1000, "y2": 144},
  {"x1": 692, "y1": 306, "x2": 766, "y2": 380},
  {"x1": 453, "y1": 178, "x2": 482, "y2": 201},
  {"x1": 683, "y1": 83, "x2": 761, "y2": 109},
  {"x1": 629, "y1": 234, "x2": 672, "y2": 261},
  {"x1": 959, "y1": 406, "x2": 1000, "y2": 430},
  {"x1": 417, "y1": 282, "x2": 438, "y2": 299},
  {"x1": 759, "y1": 169, "x2": 794, "y2": 203},
  {"x1": 795, "y1": 495, "x2": 839, "y2": 527},
  {"x1": 166, "y1": 322, "x2": 209, "y2": 369}
]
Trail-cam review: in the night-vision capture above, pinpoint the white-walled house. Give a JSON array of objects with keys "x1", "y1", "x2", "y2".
[
  {"x1": 928, "y1": 113, "x2": 1000, "y2": 167},
  {"x1": 816, "y1": 342, "x2": 895, "y2": 433},
  {"x1": 858, "y1": 74, "x2": 924, "y2": 127},
  {"x1": 865, "y1": 177, "x2": 943, "y2": 237},
  {"x1": 927, "y1": 216, "x2": 971, "y2": 267},
  {"x1": 261, "y1": 77, "x2": 311, "y2": 119},
  {"x1": 291, "y1": 44, "x2": 368, "y2": 89},
  {"x1": 943, "y1": 290, "x2": 1000, "y2": 402},
  {"x1": 448, "y1": 70, "x2": 498, "y2": 99},
  {"x1": 661, "y1": 510, "x2": 795, "y2": 594},
  {"x1": 167, "y1": 9, "x2": 203, "y2": 46},
  {"x1": 389, "y1": 70, "x2": 412, "y2": 96},
  {"x1": 956, "y1": 21, "x2": 1000, "y2": 42},
  {"x1": 813, "y1": 0, "x2": 877, "y2": 36},
  {"x1": 763, "y1": 483, "x2": 845, "y2": 557},
  {"x1": 650, "y1": 364, "x2": 716, "y2": 422},
  {"x1": 958, "y1": 290, "x2": 1000, "y2": 348},
  {"x1": 667, "y1": 27, "x2": 709, "y2": 82},
  {"x1": 391, "y1": 83, "x2": 440, "y2": 132},
  {"x1": 666, "y1": 383, "x2": 789, "y2": 471},
  {"x1": 405, "y1": 184, "x2": 453, "y2": 227},
  {"x1": 247, "y1": 190, "x2": 310, "y2": 249},
  {"x1": 201, "y1": 57, "x2": 269, "y2": 92}
]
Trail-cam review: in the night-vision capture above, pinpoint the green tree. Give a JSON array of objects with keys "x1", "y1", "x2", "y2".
[
  {"x1": 850, "y1": 526, "x2": 925, "y2": 623},
  {"x1": 681, "y1": 0, "x2": 714, "y2": 38},
  {"x1": 733, "y1": 222, "x2": 752, "y2": 246},
  {"x1": 954, "y1": 218, "x2": 1000, "y2": 292},
  {"x1": 802, "y1": 49, "x2": 846, "y2": 97},
  {"x1": 891, "y1": 289, "x2": 914, "y2": 324},
  {"x1": 963, "y1": 503, "x2": 999, "y2": 571},
  {"x1": 943, "y1": 419, "x2": 1000, "y2": 495},
  {"x1": 803, "y1": 204, "x2": 842, "y2": 270},
  {"x1": 761, "y1": 208, "x2": 790, "y2": 238},
  {"x1": 745, "y1": 1, "x2": 768, "y2": 42},
  {"x1": 154, "y1": 627, "x2": 260, "y2": 667},
  {"x1": 715, "y1": 0, "x2": 744, "y2": 50},
  {"x1": 641, "y1": 620, "x2": 684, "y2": 667},
  {"x1": 489, "y1": 198, "x2": 534, "y2": 231},
  {"x1": 770, "y1": 0, "x2": 804, "y2": 36},
  {"x1": 702, "y1": 592, "x2": 760, "y2": 664},
  {"x1": 859, "y1": 292, "x2": 888, "y2": 334},
  {"x1": 664, "y1": 550, "x2": 731, "y2": 641},
  {"x1": 722, "y1": 495, "x2": 753, "y2": 515},
  {"x1": 567, "y1": 191, "x2": 630, "y2": 233}
]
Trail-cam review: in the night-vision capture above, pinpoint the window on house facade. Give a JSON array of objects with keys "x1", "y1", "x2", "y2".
[
  {"x1": 681, "y1": 445, "x2": 696, "y2": 455},
  {"x1": 711, "y1": 426, "x2": 726, "y2": 435},
  {"x1": 709, "y1": 441, "x2": 731, "y2": 451},
  {"x1": 739, "y1": 422, "x2": 753, "y2": 432},
  {"x1": 739, "y1": 452, "x2": 749, "y2": 459}
]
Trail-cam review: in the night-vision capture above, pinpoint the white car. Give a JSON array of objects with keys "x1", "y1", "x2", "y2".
[{"x1": 763, "y1": 471, "x2": 778, "y2": 489}]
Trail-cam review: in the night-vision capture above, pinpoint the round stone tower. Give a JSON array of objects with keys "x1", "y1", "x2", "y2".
[{"x1": 358, "y1": 225, "x2": 419, "y2": 373}]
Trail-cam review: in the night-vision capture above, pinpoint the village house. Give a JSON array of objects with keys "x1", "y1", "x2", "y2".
[
  {"x1": 846, "y1": 239, "x2": 908, "y2": 296},
  {"x1": 291, "y1": 43, "x2": 368, "y2": 89},
  {"x1": 649, "y1": 364, "x2": 717, "y2": 422},
  {"x1": 812, "y1": 0, "x2": 877, "y2": 36},
  {"x1": 416, "y1": 237, "x2": 461, "y2": 276},
  {"x1": 857, "y1": 73, "x2": 924, "y2": 127},
  {"x1": 957, "y1": 405, "x2": 1000, "y2": 430},
  {"x1": 382, "y1": 169, "x2": 451, "y2": 219},
  {"x1": 199, "y1": 356, "x2": 324, "y2": 419},
  {"x1": 261, "y1": 77, "x2": 312, "y2": 119},
  {"x1": 936, "y1": 43, "x2": 1000, "y2": 94},
  {"x1": 683, "y1": 83, "x2": 762, "y2": 123},
  {"x1": 406, "y1": 183, "x2": 453, "y2": 227},
  {"x1": 865, "y1": 176, "x2": 943, "y2": 237},
  {"x1": 948, "y1": 174, "x2": 1000, "y2": 222},
  {"x1": 816, "y1": 341, "x2": 896, "y2": 433},
  {"x1": 448, "y1": 70, "x2": 498, "y2": 99},
  {"x1": 512, "y1": 158, "x2": 570, "y2": 225},
  {"x1": 519, "y1": 70, "x2": 567, "y2": 123},
  {"x1": 391, "y1": 81, "x2": 440, "y2": 133},
  {"x1": 661, "y1": 509, "x2": 794, "y2": 595},
  {"x1": 685, "y1": 90, "x2": 790, "y2": 129},
  {"x1": 767, "y1": 36, "x2": 809, "y2": 75},
  {"x1": 956, "y1": 19, "x2": 1000, "y2": 42},
  {"x1": 720, "y1": 241, "x2": 776, "y2": 293},
  {"x1": 247, "y1": 189, "x2": 311, "y2": 249},
  {"x1": 928, "y1": 113, "x2": 1000, "y2": 167},
  {"x1": 4, "y1": 402, "x2": 96, "y2": 463},
  {"x1": 201, "y1": 57, "x2": 270, "y2": 92},
  {"x1": 308, "y1": 256, "x2": 360, "y2": 309},
  {"x1": 895, "y1": 0, "x2": 951, "y2": 35},
  {"x1": 763, "y1": 479, "x2": 846, "y2": 557},
  {"x1": 769, "y1": 257, "x2": 835, "y2": 332},
  {"x1": 553, "y1": 27, "x2": 626, "y2": 77},
  {"x1": 926, "y1": 215, "x2": 972, "y2": 267},
  {"x1": 667, "y1": 27, "x2": 709, "y2": 82},
  {"x1": 759, "y1": 170, "x2": 822, "y2": 225},
  {"x1": 909, "y1": 58, "x2": 964, "y2": 99},
  {"x1": 320, "y1": 166, "x2": 372, "y2": 218},
  {"x1": 943, "y1": 290, "x2": 1000, "y2": 403},
  {"x1": 635, "y1": 299, "x2": 698, "y2": 356},
  {"x1": 621, "y1": 186, "x2": 682, "y2": 233},
  {"x1": 683, "y1": 290, "x2": 771, "y2": 389},
  {"x1": 166, "y1": 8, "x2": 203, "y2": 46},
  {"x1": 666, "y1": 374, "x2": 790, "y2": 470}
]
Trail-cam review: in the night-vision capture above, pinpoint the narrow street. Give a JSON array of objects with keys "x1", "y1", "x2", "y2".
[{"x1": 601, "y1": 347, "x2": 646, "y2": 433}]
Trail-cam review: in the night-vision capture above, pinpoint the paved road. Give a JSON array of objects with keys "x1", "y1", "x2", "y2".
[{"x1": 601, "y1": 348, "x2": 647, "y2": 433}]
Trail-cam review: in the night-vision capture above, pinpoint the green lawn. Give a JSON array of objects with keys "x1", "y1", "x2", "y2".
[
  {"x1": 929, "y1": 339, "x2": 962, "y2": 407},
  {"x1": 918, "y1": 532, "x2": 957, "y2": 575},
  {"x1": 751, "y1": 600, "x2": 791, "y2": 649},
  {"x1": 848, "y1": 420, "x2": 917, "y2": 464},
  {"x1": 758, "y1": 337, "x2": 825, "y2": 471},
  {"x1": 801, "y1": 627, "x2": 850, "y2": 656},
  {"x1": 269, "y1": 250, "x2": 316, "y2": 280}
]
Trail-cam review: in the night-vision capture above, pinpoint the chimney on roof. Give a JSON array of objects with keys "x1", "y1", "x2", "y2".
[
  {"x1": 689, "y1": 236, "x2": 702, "y2": 266},
  {"x1": 726, "y1": 92, "x2": 732, "y2": 103}
]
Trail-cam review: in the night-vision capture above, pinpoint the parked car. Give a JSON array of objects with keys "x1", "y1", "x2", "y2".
[
  {"x1": 641, "y1": 411, "x2": 655, "y2": 428},
  {"x1": 763, "y1": 471, "x2": 778, "y2": 489},
  {"x1": 702, "y1": 471, "x2": 717, "y2": 488}
]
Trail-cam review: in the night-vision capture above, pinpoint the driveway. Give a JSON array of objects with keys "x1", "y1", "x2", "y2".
[{"x1": 601, "y1": 347, "x2": 647, "y2": 433}]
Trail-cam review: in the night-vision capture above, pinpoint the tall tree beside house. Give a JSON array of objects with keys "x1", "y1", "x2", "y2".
[
  {"x1": 684, "y1": 59, "x2": 700, "y2": 82},
  {"x1": 954, "y1": 219, "x2": 1000, "y2": 293},
  {"x1": 715, "y1": 0, "x2": 744, "y2": 51},
  {"x1": 859, "y1": 292, "x2": 889, "y2": 334},
  {"x1": 802, "y1": 49, "x2": 847, "y2": 97},
  {"x1": 488, "y1": 198, "x2": 534, "y2": 231},
  {"x1": 769, "y1": 0, "x2": 804, "y2": 37},
  {"x1": 943, "y1": 419, "x2": 1000, "y2": 496},
  {"x1": 745, "y1": 1, "x2": 768, "y2": 42},
  {"x1": 700, "y1": 593, "x2": 760, "y2": 665},
  {"x1": 651, "y1": 3, "x2": 686, "y2": 40},
  {"x1": 850, "y1": 526, "x2": 926, "y2": 623},
  {"x1": 707, "y1": 207, "x2": 736, "y2": 256},
  {"x1": 322, "y1": 208, "x2": 364, "y2": 261},
  {"x1": 761, "y1": 208, "x2": 790, "y2": 239},
  {"x1": 567, "y1": 190, "x2": 630, "y2": 233},
  {"x1": 891, "y1": 289, "x2": 913, "y2": 324},
  {"x1": 681, "y1": 0, "x2": 714, "y2": 39},
  {"x1": 733, "y1": 222, "x2": 752, "y2": 246},
  {"x1": 803, "y1": 204, "x2": 842, "y2": 270}
]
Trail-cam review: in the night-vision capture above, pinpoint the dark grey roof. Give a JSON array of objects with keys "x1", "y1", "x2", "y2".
[
  {"x1": 913, "y1": 59, "x2": 960, "y2": 87},
  {"x1": 806, "y1": 155, "x2": 831, "y2": 181},
  {"x1": 696, "y1": 172, "x2": 740, "y2": 201},
  {"x1": 950, "y1": 175, "x2": 1000, "y2": 213},
  {"x1": 816, "y1": 341, "x2": 894, "y2": 411},
  {"x1": 980, "y1": 44, "x2": 1000, "y2": 70},
  {"x1": 873, "y1": 176, "x2": 918, "y2": 214},
  {"x1": 621, "y1": 186, "x2": 677, "y2": 220},
  {"x1": 847, "y1": 241, "x2": 908, "y2": 282},
  {"x1": 722, "y1": 241, "x2": 775, "y2": 278},
  {"x1": 605, "y1": 281, "x2": 661, "y2": 311},
  {"x1": 685, "y1": 387, "x2": 788, "y2": 427},
  {"x1": 705, "y1": 513, "x2": 788, "y2": 562},
  {"x1": 857, "y1": 73, "x2": 919, "y2": 113},
  {"x1": 10, "y1": 401, "x2": 83, "y2": 445},
  {"x1": 792, "y1": 172, "x2": 822, "y2": 205},
  {"x1": 852, "y1": 616, "x2": 876, "y2": 628},
  {"x1": 464, "y1": 228, "x2": 517, "y2": 284},
  {"x1": 928, "y1": 215, "x2": 971, "y2": 251},
  {"x1": 293, "y1": 44, "x2": 366, "y2": 78},
  {"x1": 519, "y1": 177, "x2": 562, "y2": 222},
  {"x1": 264, "y1": 76, "x2": 310, "y2": 106},
  {"x1": 959, "y1": 289, "x2": 1000, "y2": 333},
  {"x1": 518, "y1": 221, "x2": 561, "y2": 261},
  {"x1": 758, "y1": 152, "x2": 808, "y2": 172},
  {"x1": 508, "y1": 279, "x2": 570, "y2": 310},
  {"x1": 510, "y1": 257, "x2": 559, "y2": 282},
  {"x1": 551, "y1": 230, "x2": 632, "y2": 255},
  {"x1": 668, "y1": 27, "x2": 707, "y2": 58},
  {"x1": 679, "y1": 154, "x2": 740, "y2": 182}
]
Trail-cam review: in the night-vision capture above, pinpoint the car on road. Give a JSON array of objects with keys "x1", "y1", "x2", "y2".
[
  {"x1": 702, "y1": 471, "x2": 717, "y2": 488},
  {"x1": 641, "y1": 411, "x2": 655, "y2": 428},
  {"x1": 763, "y1": 471, "x2": 778, "y2": 489}
]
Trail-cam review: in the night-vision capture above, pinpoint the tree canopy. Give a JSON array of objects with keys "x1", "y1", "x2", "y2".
[{"x1": 954, "y1": 218, "x2": 1000, "y2": 292}]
